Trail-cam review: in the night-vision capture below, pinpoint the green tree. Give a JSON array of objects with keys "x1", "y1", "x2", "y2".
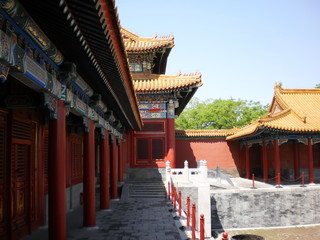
[{"x1": 175, "y1": 98, "x2": 269, "y2": 130}]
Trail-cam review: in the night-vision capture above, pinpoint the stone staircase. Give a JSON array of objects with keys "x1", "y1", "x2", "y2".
[
  {"x1": 128, "y1": 182, "x2": 167, "y2": 198},
  {"x1": 125, "y1": 168, "x2": 167, "y2": 199}
]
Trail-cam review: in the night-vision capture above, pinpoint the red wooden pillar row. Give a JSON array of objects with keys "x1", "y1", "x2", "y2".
[
  {"x1": 83, "y1": 119, "x2": 96, "y2": 227},
  {"x1": 308, "y1": 138, "x2": 314, "y2": 183},
  {"x1": 167, "y1": 118, "x2": 176, "y2": 168},
  {"x1": 100, "y1": 129, "x2": 110, "y2": 209},
  {"x1": 110, "y1": 135, "x2": 118, "y2": 199},
  {"x1": 274, "y1": 139, "x2": 280, "y2": 184},
  {"x1": 245, "y1": 143, "x2": 250, "y2": 179},
  {"x1": 48, "y1": 100, "x2": 66, "y2": 240},
  {"x1": 262, "y1": 141, "x2": 268, "y2": 183}
]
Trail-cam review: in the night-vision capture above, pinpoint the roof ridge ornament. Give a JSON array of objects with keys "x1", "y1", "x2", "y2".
[{"x1": 274, "y1": 82, "x2": 282, "y2": 91}]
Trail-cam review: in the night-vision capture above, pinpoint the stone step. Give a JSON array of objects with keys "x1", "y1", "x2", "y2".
[
  {"x1": 130, "y1": 186, "x2": 165, "y2": 191},
  {"x1": 129, "y1": 194, "x2": 167, "y2": 199},
  {"x1": 128, "y1": 168, "x2": 166, "y2": 182},
  {"x1": 128, "y1": 182, "x2": 167, "y2": 199}
]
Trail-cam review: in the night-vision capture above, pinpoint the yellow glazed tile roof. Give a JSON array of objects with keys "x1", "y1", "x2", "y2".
[
  {"x1": 176, "y1": 129, "x2": 238, "y2": 138},
  {"x1": 121, "y1": 27, "x2": 174, "y2": 52},
  {"x1": 226, "y1": 122, "x2": 260, "y2": 140},
  {"x1": 133, "y1": 73, "x2": 202, "y2": 92},
  {"x1": 227, "y1": 83, "x2": 320, "y2": 140}
]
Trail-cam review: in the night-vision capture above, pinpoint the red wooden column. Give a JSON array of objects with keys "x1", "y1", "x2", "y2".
[
  {"x1": 307, "y1": 138, "x2": 314, "y2": 183},
  {"x1": 262, "y1": 141, "x2": 268, "y2": 183},
  {"x1": 293, "y1": 142, "x2": 300, "y2": 181},
  {"x1": 238, "y1": 145, "x2": 243, "y2": 177},
  {"x1": 110, "y1": 134, "x2": 118, "y2": 199},
  {"x1": 100, "y1": 129, "x2": 110, "y2": 209},
  {"x1": 122, "y1": 139, "x2": 128, "y2": 178},
  {"x1": 245, "y1": 143, "x2": 250, "y2": 179},
  {"x1": 274, "y1": 139, "x2": 281, "y2": 184},
  {"x1": 48, "y1": 100, "x2": 66, "y2": 240},
  {"x1": 167, "y1": 118, "x2": 176, "y2": 168},
  {"x1": 118, "y1": 139, "x2": 124, "y2": 182},
  {"x1": 83, "y1": 119, "x2": 96, "y2": 227}
]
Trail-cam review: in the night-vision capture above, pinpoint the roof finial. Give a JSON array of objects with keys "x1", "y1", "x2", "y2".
[{"x1": 275, "y1": 82, "x2": 282, "y2": 90}]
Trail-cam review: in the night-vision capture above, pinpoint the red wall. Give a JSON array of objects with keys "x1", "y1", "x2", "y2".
[{"x1": 175, "y1": 138, "x2": 240, "y2": 175}]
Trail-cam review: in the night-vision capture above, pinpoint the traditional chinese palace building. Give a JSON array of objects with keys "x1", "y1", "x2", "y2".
[
  {"x1": 1, "y1": 0, "x2": 320, "y2": 239},
  {"x1": 175, "y1": 84, "x2": 320, "y2": 185},
  {"x1": 0, "y1": 0, "x2": 202, "y2": 239},
  {"x1": 226, "y1": 83, "x2": 320, "y2": 184},
  {"x1": 121, "y1": 28, "x2": 202, "y2": 168}
]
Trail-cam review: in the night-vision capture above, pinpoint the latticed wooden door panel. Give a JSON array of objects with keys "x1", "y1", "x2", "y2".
[
  {"x1": 10, "y1": 117, "x2": 36, "y2": 233},
  {"x1": 136, "y1": 138, "x2": 149, "y2": 164},
  {"x1": 136, "y1": 138, "x2": 165, "y2": 165},
  {"x1": 0, "y1": 110, "x2": 8, "y2": 237},
  {"x1": 43, "y1": 127, "x2": 49, "y2": 193},
  {"x1": 70, "y1": 133, "x2": 83, "y2": 185},
  {"x1": 11, "y1": 142, "x2": 30, "y2": 229},
  {"x1": 133, "y1": 120, "x2": 167, "y2": 167},
  {"x1": 152, "y1": 139, "x2": 164, "y2": 160}
]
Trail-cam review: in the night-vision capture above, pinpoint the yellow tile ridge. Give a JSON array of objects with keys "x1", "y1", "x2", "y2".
[
  {"x1": 274, "y1": 82, "x2": 320, "y2": 95},
  {"x1": 121, "y1": 27, "x2": 140, "y2": 41},
  {"x1": 226, "y1": 122, "x2": 260, "y2": 140},
  {"x1": 133, "y1": 73, "x2": 202, "y2": 92},
  {"x1": 176, "y1": 129, "x2": 238, "y2": 137},
  {"x1": 121, "y1": 27, "x2": 174, "y2": 52},
  {"x1": 260, "y1": 108, "x2": 291, "y2": 122},
  {"x1": 121, "y1": 27, "x2": 174, "y2": 41},
  {"x1": 269, "y1": 84, "x2": 289, "y2": 112}
]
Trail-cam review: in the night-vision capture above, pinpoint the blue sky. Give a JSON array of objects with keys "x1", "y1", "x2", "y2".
[{"x1": 116, "y1": 0, "x2": 320, "y2": 105}]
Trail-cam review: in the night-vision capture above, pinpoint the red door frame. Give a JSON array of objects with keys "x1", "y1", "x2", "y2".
[
  {"x1": 134, "y1": 136, "x2": 166, "y2": 167},
  {"x1": 132, "y1": 119, "x2": 167, "y2": 168}
]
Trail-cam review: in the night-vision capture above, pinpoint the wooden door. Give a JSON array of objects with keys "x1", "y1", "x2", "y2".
[
  {"x1": 136, "y1": 137, "x2": 165, "y2": 166},
  {"x1": 133, "y1": 120, "x2": 167, "y2": 167},
  {"x1": 10, "y1": 116, "x2": 36, "y2": 238},
  {"x1": 0, "y1": 110, "x2": 8, "y2": 238}
]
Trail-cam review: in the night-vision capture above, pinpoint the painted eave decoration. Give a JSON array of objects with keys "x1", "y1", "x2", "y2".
[
  {"x1": 227, "y1": 83, "x2": 320, "y2": 140},
  {"x1": 16, "y1": 0, "x2": 142, "y2": 130}
]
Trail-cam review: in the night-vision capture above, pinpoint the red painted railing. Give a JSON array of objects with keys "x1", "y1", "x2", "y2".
[
  {"x1": 192, "y1": 203, "x2": 196, "y2": 239},
  {"x1": 186, "y1": 196, "x2": 190, "y2": 227},
  {"x1": 168, "y1": 180, "x2": 213, "y2": 239},
  {"x1": 200, "y1": 214, "x2": 205, "y2": 240},
  {"x1": 178, "y1": 191, "x2": 182, "y2": 217}
]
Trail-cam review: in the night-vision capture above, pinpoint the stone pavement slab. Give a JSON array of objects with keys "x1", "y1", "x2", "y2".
[{"x1": 23, "y1": 185, "x2": 184, "y2": 240}]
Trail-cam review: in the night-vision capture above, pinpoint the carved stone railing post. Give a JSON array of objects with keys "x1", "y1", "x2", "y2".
[
  {"x1": 198, "y1": 160, "x2": 208, "y2": 182},
  {"x1": 184, "y1": 160, "x2": 189, "y2": 182},
  {"x1": 202, "y1": 160, "x2": 208, "y2": 181},
  {"x1": 166, "y1": 160, "x2": 171, "y2": 183}
]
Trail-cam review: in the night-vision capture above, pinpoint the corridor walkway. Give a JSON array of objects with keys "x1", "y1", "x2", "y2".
[{"x1": 23, "y1": 169, "x2": 184, "y2": 240}]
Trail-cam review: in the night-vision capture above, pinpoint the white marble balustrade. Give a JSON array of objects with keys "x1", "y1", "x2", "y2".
[{"x1": 166, "y1": 160, "x2": 208, "y2": 183}]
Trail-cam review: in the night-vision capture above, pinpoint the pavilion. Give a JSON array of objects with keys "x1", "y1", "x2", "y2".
[{"x1": 227, "y1": 83, "x2": 320, "y2": 184}]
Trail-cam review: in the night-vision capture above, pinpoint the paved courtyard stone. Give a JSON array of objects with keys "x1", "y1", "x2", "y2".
[{"x1": 23, "y1": 183, "x2": 184, "y2": 240}]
